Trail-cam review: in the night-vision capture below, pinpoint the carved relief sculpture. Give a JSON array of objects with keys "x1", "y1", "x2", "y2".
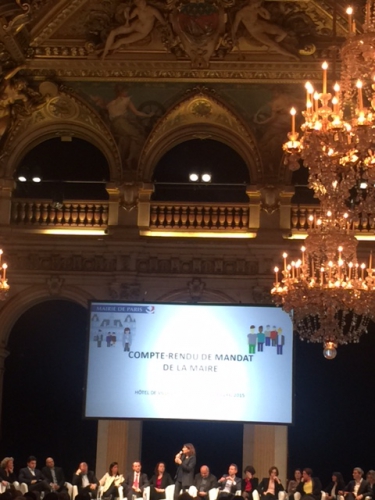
[
  {"x1": 91, "y1": 84, "x2": 153, "y2": 170},
  {"x1": 168, "y1": 0, "x2": 228, "y2": 68},
  {"x1": 101, "y1": 0, "x2": 167, "y2": 59},
  {"x1": 0, "y1": 67, "x2": 47, "y2": 140},
  {"x1": 232, "y1": 0, "x2": 299, "y2": 60}
]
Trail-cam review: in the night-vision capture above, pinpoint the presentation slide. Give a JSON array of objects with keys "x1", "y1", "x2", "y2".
[{"x1": 85, "y1": 302, "x2": 294, "y2": 423}]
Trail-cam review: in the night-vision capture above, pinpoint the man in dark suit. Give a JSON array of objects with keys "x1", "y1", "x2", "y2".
[
  {"x1": 343, "y1": 467, "x2": 373, "y2": 500},
  {"x1": 18, "y1": 456, "x2": 51, "y2": 497},
  {"x1": 41, "y1": 457, "x2": 67, "y2": 493},
  {"x1": 194, "y1": 465, "x2": 217, "y2": 497},
  {"x1": 296, "y1": 468, "x2": 322, "y2": 500},
  {"x1": 72, "y1": 462, "x2": 99, "y2": 498},
  {"x1": 123, "y1": 461, "x2": 149, "y2": 499},
  {"x1": 218, "y1": 464, "x2": 241, "y2": 496}
]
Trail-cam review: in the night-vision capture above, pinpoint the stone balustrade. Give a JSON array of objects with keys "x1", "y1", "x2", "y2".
[{"x1": 11, "y1": 200, "x2": 109, "y2": 227}]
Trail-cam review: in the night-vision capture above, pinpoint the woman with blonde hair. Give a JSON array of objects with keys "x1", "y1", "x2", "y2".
[{"x1": 0, "y1": 457, "x2": 18, "y2": 490}]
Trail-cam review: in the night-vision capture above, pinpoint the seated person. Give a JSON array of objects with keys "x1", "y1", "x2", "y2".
[
  {"x1": 258, "y1": 467, "x2": 284, "y2": 500},
  {"x1": 287, "y1": 470, "x2": 302, "y2": 500},
  {"x1": 149, "y1": 462, "x2": 173, "y2": 500},
  {"x1": 218, "y1": 464, "x2": 241, "y2": 496},
  {"x1": 324, "y1": 472, "x2": 345, "y2": 500},
  {"x1": 0, "y1": 457, "x2": 18, "y2": 489},
  {"x1": 72, "y1": 463, "x2": 98, "y2": 498},
  {"x1": 194, "y1": 466, "x2": 217, "y2": 497},
  {"x1": 342, "y1": 468, "x2": 372, "y2": 500},
  {"x1": 41, "y1": 457, "x2": 67, "y2": 493},
  {"x1": 99, "y1": 462, "x2": 124, "y2": 500},
  {"x1": 366, "y1": 471, "x2": 375, "y2": 499},
  {"x1": 123, "y1": 462, "x2": 148, "y2": 499},
  {"x1": 18, "y1": 456, "x2": 51, "y2": 497},
  {"x1": 295, "y1": 469, "x2": 322, "y2": 500},
  {"x1": 242, "y1": 466, "x2": 258, "y2": 500}
]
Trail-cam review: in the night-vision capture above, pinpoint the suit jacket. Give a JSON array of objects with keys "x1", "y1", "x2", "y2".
[
  {"x1": 345, "y1": 480, "x2": 373, "y2": 498},
  {"x1": 124, "y1": 472, "x2": 149, "y2": 492},
  {"x1": 242, "y1": 478, "x2": 259, "y2": 496},
  {"x1": 175, "y1": 455, "x2": 196, "y2": 488},
  {"x1": 258, "y1": 477, "x2": 285, "y2": 497},
  {"x1": 218, "y1": 475, "x2": 242, "y2": 494},
  {"x1": 72, "y1": 471, "x2": 99, "y2": 493},
  {"x1": 149, "y1": 473, "x2": 173, "y2": 490},
  {"x1": 41, "y1": 466, "x2": 66, "y2": 489},
  {"x1": 296, "y1": 478, "x2": 322, "y2": 500},
  {"x1": 324, "y1": 480, "x2": 345, "y2": 496},
  {"x1": 19, "y1": 467, "x2": 46, "y2": 486},
  {"x1": 194, "y1": 473, "x2": 217, "y2": 492}
]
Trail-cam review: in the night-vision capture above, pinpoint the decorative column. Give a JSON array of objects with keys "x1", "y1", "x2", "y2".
[
  {"x1": 246, "y1": 186, "x2": 262, "y2": 233},
  {"x1": 0, "y1": 179, "x2": 16, "y2": 225},
  {"x1": 243, "y1": 424, "x2": 288, "y2": 484},
  {"x1": 137, "y1": 183, "x2": 154, "y2": 230},
  {"x1": 279, "y1": 187, "x2": 295, "y2": 237},
  {"x1": 96, "y1": 420, "x2": 142, "y2": 477},
  {"x1": 105, "y1": 183, "x2": 121, "y2": 226},
  {"x1": 0, "y1": 347, "x2": 10, "y2": 438}
]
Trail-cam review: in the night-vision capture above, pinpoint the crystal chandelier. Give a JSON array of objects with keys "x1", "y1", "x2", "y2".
[
  {"x1": 273, "y1": 2, "x2": 375, "y2": 357},
  {"x1": 271, "y1": 222, "x2": 375, "y2": 359},
  {"x1": 0, "y1": 249, "x2": 10, "y2": 301}
]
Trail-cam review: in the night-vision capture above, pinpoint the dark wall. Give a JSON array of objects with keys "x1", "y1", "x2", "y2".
[{"x1": 0, "y1": 300, "x2": 97, "y2": 481}]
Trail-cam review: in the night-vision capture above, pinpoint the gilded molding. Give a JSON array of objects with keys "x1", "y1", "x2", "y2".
[
  {"x1": 30, "y1": 0, "x2": 88, "y2": 47},
  {"x1": 0, "y1": 83, "x2": 122, "y2": 180},
  {"x1": 138, "y1": 87, "x2": 262, "y2": 181},
  {"x1": 24, "y1": 59, "x2": 325, "y2": 83}
]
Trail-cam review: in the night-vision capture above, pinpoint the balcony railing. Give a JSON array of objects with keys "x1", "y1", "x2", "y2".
[
  {"x1": 11, "y1": 199, "x2": 109, "y2": 227},
  {"x1": 149, "y1": 202, "x2": 250, "y2": 231},
  {"x1": 291, "y1": 205, "x2": 375, "y2": 234}
]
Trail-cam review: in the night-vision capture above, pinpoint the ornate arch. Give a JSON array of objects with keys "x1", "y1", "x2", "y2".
[
  {"x1": 156, "y1": 284, "x2": 236, "y2": 304},
  {"x1": 138, "y1": 89, "x2": 263, "y2": 183},
  {"x1": 0, "y1": 285, "x2": 94, "y2": 347},
  {"x1": 0, "y1": 86, "x2": 122, "y2": 182}
]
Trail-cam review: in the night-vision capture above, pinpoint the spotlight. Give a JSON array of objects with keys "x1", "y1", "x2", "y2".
[
  {"x1": 360, "y1": 181, "x2": 368, "y2": 189},
  {"x1": 189, "y1": 173, "x2": 199, "y2": 182},
  {"x1": 17, "y1": 166, "x2": 28, "y2": 182},
  {"x1": 201, "y1": 173, "x2": 211, "y2": 182},
  {"x1": 31, "y1": 166, "x2": 42, "y2": 183}
]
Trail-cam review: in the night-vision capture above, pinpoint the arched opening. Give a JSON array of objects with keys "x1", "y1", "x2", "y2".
[
  {"x1": 291, "y1": 164, "x2": 316, "y2": 204},
  {"x1": 0, "y1": 300, "x2": 97, "y2": 476},
  {"x1": 152, "y1": 139, "x2": 250, "y2": 202},
  {"x1": 13, "y1": 138, "x2": 110, "y2": 204}
]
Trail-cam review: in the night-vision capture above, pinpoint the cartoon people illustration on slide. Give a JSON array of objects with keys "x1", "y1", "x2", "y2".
[
  {"x1": 265, "y1": 325, "x2": 271, "y2": 346},
  {"x1": 247, "y1": 326, "x2": 257, "y2": 354},
  {"x1": 277, "y1": 328, "x2": 284, "y2": 355},
  {"x1": 245, "y1": 323, "x2": 285, "y2": 355},
  {"x1": 270, "y1": 326, "x2": 278, "y2": 346},
  {"x1": 94, "y1": 333, "x2": 103, "y2": 347},
  {"x1": 257, "y1": 325, "x2": 265, "y2": 352},
  {"x1": 123, "y1": 327, "x2": 131, "y2": 352}
]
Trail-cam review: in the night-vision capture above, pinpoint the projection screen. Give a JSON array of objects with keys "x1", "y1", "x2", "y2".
[{"x1": 85, "y1": 302, "x2": 294, "y2": 423}]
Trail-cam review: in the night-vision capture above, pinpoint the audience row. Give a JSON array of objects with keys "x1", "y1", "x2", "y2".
[{"x1": 1, "y1": 454, "x2": 375, "y2": 500}]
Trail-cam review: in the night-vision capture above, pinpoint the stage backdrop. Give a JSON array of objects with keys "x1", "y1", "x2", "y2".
[{"x1": 85, "y1": 302, "x2": 294, "y2": 423}]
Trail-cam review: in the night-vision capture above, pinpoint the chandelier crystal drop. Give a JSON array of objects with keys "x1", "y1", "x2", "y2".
[
  {"x1": 273, "y1": 1, "x2": 375, "y2": 356},
  {"x1": 0, "y1": 249, "x2": 10, "y2": 301}
]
